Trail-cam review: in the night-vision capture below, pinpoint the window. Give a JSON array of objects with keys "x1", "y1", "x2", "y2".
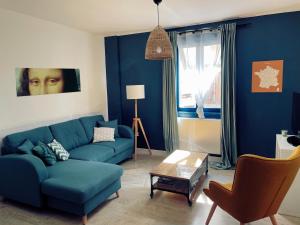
[{"x1": 177, "y1": 30, "x2": 221, "y2": 119}]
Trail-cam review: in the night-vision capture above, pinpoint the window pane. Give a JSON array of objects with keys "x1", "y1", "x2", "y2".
[
  {"x1": 178, "y1": 32, "x2": 221, "y2": 111},
  {"x1": 178, "y1": 47, "x2": 197, "y2": 108},
  {"x1": 203, "y1": 44, "x2": 221, "y2": 108}
]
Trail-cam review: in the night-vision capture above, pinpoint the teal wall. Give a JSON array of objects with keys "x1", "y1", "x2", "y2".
[{"x1": 105, "y1": 11, "x2": 300, "y2": 156}]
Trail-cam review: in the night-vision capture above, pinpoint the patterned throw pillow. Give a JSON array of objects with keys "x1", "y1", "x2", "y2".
[
  {"x1": 93, "y1": 127, "x2": 115, "y2": 143},
  {"x1": 32, "y1": 141, "x2": 57, "y2": 166},
  {"x1": 48, "y1": 139, "x2": 70, "y2": 161}
]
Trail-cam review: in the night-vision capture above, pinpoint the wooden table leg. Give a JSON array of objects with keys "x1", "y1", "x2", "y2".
[
  {"x1": 187, "y1": 180, "x2": 192, "y2": 206},
  {"x1": 150, "y1": 175, "x2": 154, "y2": 198},
  {"x1": 206, "y1": 157, "x2": 209, "y2": 175}
]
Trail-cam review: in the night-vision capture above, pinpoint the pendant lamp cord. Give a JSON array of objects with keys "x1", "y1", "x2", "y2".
[{"x1": 157, "y1": 4, "x2": 160, "y2": 26}]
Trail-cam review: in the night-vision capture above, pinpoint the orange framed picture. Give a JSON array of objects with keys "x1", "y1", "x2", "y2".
[{"x1": 252, "y1": 60, "x2": 283, "y2": 93}]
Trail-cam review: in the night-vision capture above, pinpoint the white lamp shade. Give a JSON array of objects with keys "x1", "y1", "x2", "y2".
[{"x1": 126, "y1": 85, "x2": 145, "y2": 100}]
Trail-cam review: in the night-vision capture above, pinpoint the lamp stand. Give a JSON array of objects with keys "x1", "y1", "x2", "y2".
[{"x1": 132, "y1": 99, "x2": 152, "y2": 159}]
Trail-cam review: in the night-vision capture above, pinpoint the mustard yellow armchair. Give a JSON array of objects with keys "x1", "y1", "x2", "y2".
[{"x1": 204, "y1": 146, "x2": 300, "y2": 225}]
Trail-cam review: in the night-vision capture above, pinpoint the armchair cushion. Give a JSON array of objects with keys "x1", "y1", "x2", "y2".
[{"x1": 221, "y1": 183, "x2": 233, "y2": 191}]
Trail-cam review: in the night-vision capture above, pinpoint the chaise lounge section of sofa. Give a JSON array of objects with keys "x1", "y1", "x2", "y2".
[{"x1": 0, "y1": 115, "x2": 134, "y2": 224}]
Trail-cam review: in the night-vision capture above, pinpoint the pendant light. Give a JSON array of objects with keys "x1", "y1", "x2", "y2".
[{"x1": 145, "y1": 0, "x2": 173, "y2": 60}]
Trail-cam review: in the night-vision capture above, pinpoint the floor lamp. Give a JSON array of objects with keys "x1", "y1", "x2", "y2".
[{"x1": 126, "y1": 85, "x2": 152, "y2": 159}]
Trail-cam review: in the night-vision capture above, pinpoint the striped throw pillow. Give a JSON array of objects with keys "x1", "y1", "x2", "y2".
[{"x1": 48, "y1": 139, "x2": 69, "y2": 161}]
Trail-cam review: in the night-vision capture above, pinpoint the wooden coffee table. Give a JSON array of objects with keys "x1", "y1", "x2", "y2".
[{"x1": 149, "y1": 150, "x2": 208, "y2": 206}]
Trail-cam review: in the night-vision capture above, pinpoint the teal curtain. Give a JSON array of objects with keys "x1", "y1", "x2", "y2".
[
  {"x1": 214, "y1": 23, "x2": 238, "y2": 169},
  {"x1": 162, "y1": 32, "x2": 179, "y2": 152}
]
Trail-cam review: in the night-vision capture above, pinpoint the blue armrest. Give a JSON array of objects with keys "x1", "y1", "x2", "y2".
[
  {"x1": 118, "y1": 125, "x2": 134, "y2": 139},
  {"x1": 0, "y1": 154, "x2": 48, "y2": 207}
]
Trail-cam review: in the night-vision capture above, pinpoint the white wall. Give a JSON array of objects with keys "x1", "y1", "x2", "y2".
[
  {"x1": 0, "y1": 8, "x2": 107, "y2": 138},
  {"x1": 178, "y1": 118, "x2": 221, "y2": 155}
]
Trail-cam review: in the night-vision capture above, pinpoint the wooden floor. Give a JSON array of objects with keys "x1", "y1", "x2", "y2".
[{"x1": 0, "y1": 149, "x2": 300, "y2": 225}]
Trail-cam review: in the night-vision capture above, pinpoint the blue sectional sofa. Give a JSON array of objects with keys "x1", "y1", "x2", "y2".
[{"x1": 0, "y1": 115, "x2": 134, "y2": 224}]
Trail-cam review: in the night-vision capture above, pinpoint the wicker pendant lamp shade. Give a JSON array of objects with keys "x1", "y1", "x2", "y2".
[
  {"x1": 145, "y1": 0, "x2": 173, "y2": 60},
  {"x1": 145, "y1": 25, "x2": 173, "y2": 60}
]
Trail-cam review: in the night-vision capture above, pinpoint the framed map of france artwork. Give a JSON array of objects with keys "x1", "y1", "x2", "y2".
[{"x1": 252, "y1": 60, "x2": 284, "y2": 93}]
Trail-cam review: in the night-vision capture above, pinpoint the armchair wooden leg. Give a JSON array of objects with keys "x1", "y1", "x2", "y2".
[
  {"x1": 205, "y1": 202, "x2": 217, "y2": 225},
  {"x1": 240, "y1": 223, "x2": 245, "y2": 225},
  {"x1": 116, "y1": 191, "x2": 119, "y2": 198},
  {"x1": 82, "y1": 215, "x2": 87, "y2": 225},
  {"x1": 270, "y1": 215, "x2": 278, "y2": 225}
]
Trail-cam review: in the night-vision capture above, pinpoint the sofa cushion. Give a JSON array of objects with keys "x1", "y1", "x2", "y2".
[
  {"x1": 69, "y1": 144, "x2": 115, "y2": 162},
  {"x1": 49, "y1": 119, "x2": 89, "y2": 151},
  {"x1": 94, "y1": 138, "x2": 133, "y2": 155},
  {"x1": 79, "y1": 115, "x2": 104, "y2": 143},
  {"x1": 2, "y1": 126, "x2": 54, "y2": 155},
  {"x1": 41, "y1": 159, "x2": 123, "y2": 204}
]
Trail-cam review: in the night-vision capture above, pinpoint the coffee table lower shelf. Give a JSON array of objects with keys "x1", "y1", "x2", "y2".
[
  {"x1": 150, "y1": 179, "x2": 192, "y2": 205},
  {"x1": 150, "y1": 173, "x2": 206, "y2": 206}
]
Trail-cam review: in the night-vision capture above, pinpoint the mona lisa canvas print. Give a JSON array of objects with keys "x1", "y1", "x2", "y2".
[{"x1": 16, "y1": 68, "x2": 81, "y2": 96}]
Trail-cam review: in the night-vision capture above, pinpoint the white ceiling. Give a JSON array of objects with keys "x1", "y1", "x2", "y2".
[{"x1": 0, "y1": 0, "x2": 299, "y2": 35}]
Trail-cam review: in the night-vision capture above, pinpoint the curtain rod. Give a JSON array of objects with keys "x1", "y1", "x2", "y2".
[{"x1": 178, "y1": 23, "x2": 250, "y2": 35}]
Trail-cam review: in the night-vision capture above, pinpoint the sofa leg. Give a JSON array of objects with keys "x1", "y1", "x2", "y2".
[
  {"x1": 116, "y1": 191, "x2": 119, "y2": 198},
  {"x1": 82, "y1": 215, "x2": 87, "y2": 225}
]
